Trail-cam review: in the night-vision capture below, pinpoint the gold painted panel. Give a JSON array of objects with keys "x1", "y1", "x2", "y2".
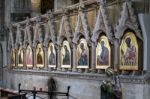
[
  {"x1": 18, "y1": 48, "x2": 24, "y2": 67},
  {"x1": 36, "y1": 44, "x2": 44, "y2": 68},
  {"x1": 96, "y1": 35, "x2": 111, "y2": 69},
  {"x1": 120, "y1": 32, "x2": 138, "y2": 70},
  {"x1": 48, "y1": 43, "x2": 56, "y2": 68},
  {"x1": 26, "y1": 46, "x2": 33, "y2": 67},
  {"x1": 10, "y1": 49, "x2": 15, "y2": 67},
  {"x1": 61, "y1": 40, "x2": 71, "y2": 68},
  {"x1": 77, "y1": 38, "x2": 89, "y2": 68}
]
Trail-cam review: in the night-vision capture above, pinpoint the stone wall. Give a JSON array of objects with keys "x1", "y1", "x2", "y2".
[{"x1": 3, "y1": 68, "x2": 150, "y2": 99}]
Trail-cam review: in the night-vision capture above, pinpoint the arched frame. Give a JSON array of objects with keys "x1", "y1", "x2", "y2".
[
  {"x1": 96, "y1": 35, "x2": 111, "y2": 69},
  {"x1": 26, "y1": 45, "x2": 33, "y2": 67},
  {"x1": 48, "y1": 42, "x2": 56, "y2": 68},
  {"x1": 119, "y1": 32, "x2": 138, "y2": 70},
  {"x1": 61, "y1": 40, "x2": 71, "y2": 68},
  {"x1": 77, "y1": 38, "x2": 89, "y2": 68},
  {"x1": 36, "y1": 43, "x2": 44, "y2": 68}
]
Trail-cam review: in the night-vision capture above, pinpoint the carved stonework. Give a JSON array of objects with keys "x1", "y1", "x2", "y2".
[
  {"x1": 73, "y1": 2, "x2": 90, "y2": 44},
  {"x1": 44, "y1": 11, "x2": 56, "y2": 47},
  {"x1": 115, "y1": 1, "x2": 143, "y2": 40},
  {"x1": 91, "y1": 0, "x2": 113, "y2": 43}
]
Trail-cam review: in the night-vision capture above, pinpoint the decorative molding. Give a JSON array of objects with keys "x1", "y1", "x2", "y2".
[
  {"x1": 115, "y1": 1, "x2": 143, "y2": 40},
  {"x1": 5, "y1": 68, "x2": 150, "y2": 84}
]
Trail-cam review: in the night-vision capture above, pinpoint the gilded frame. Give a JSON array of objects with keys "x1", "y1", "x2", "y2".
[
  {"x1": 36, "y1": 44, "x2": 44, "y2": 68},
  {"x1": 77, "y1": 38, "x2": 89, "y2": 68},
  {"x1": 119, "y1": 32, "x2": 138, "y2": 70},
  {"x1": 48, "y1": 42, "x2": 56, "y2": 68},
  {"x1": 18, "y1": 47, "x2": 24, "y2": 67},
  {"x1": 10, "y1": 49, "x2": 15, "y2": 67},
  {"x1": 26, "y1": 45, "x2": 33, "y2": 67},
  {"x1": 96, "y1": 35, "x2": 111, "y2": 69},
  {"x1": 61, "y1": 40, "x2": 71, "y2": 68}
]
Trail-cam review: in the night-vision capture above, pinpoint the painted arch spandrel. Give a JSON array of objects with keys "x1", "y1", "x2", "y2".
[
  {"x1": 120, "y1": 32, "x2": 138, "y2": 70},
  {"x1": 77, "y1": 38, "x2": 89, "y2": 68},
  {"x1": 48, "y1": 43, "x2": 56, "y2": 68},
  {"x1": 26, "y1": 46, "x2": 33, "y2": 67},
  {"x1": 18, "y1": 47, "x2": 24, "y2": 67},
  {"x1": 96, "y1": 35, "x2": 111, "y2": 69},
  {"x1": 61, "y1": 40, "x2": 71, "y2": 68},
  {"x1": 36, "y1": 44, "x2": 44, "y2": 68}
]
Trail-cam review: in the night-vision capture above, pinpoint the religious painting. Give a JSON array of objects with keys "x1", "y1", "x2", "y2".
[
  {"x1": 61, "y1": 40, "x2": 71, "y2": 68},
  {"x1": 120, "y1": 32, "x2": 138, "y2": 70},
  {"x1": 77, "y1": 38, "x2": 89, "y2": 68},
  {"x1": 48, "y1": 43, "x2": 56, "y2": 68},
  {"x1": 10, "y1": 49, "x2": 15, "y2": 67},
  {"x1": 36, "y1": 44, "x2": 44, "y2": 68},
  {"x1": 26, "y1": 46, "x2": 33, "y2": 67},
  {"x1": 96, "y1": 35, "x2": 111, "y2": 69},
  {"x1": 18, "y1": 47, "x2": 24, "y2": 67}
]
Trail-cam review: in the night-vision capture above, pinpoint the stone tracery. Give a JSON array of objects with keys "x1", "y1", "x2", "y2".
[{"x1": 8, "y1": 0, "x2": 143, "y2": 73}]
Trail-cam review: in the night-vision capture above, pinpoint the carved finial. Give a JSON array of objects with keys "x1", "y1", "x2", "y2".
[
  {"x1": 47, "y1": 10, "x2": 54, "y2": 19},
  {"x1": 25, "y1": 17, "x2": 31, "y2": 26},
  {"x1": 36, "y1": 15, "x2": 41, "y2": 23},
  {"x1": 79, "y1": 0, "x2": 85, "y2": 11}
]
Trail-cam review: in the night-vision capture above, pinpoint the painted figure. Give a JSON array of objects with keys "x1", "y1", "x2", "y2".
[
  {"x1": 97, "y1": 41, "x2": 109, "y2": 65},
  {"x1": 78, "y1": 43, "x2": 87, "y2": 65},
  {"x1": 124, "y1": 37, "x2": 136, "y2": 65},
  {"x1": 63, "y1": 45, "x2": 70, "y2": 65},
  {"x1": 26, "y1": 47, "x2": 32, "y2": 65},
  {"x1": 11, "y1": 51, "x2": 15, "y2": 65},
  {"x1": 37, "y1": 48, "x2": 43, "y2": 64},
  {"x1": 49, "y1": 46, "x2": 55, "y2": 65},
  {"x1": 19, "y1": 50, "x2": 23, "y2": 64}
]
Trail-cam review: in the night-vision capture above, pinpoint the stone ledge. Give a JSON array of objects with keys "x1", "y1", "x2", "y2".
[{"x1": 4, "y1": 68, "x2": 150, "y2": 84}]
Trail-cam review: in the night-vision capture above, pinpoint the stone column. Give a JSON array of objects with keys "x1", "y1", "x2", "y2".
[
  {"x1": 44, "y1": 47, "x2": 48, "y2": 70},
  {"x1": 15, "y1": 48, "x2": 18, "y2": 69},
  {"x1": 72, "y1": 43, "x2": 77, "y2": 72},
  {"x1": 56, "y1": 46, "x2": 61, "y2": 71},
  {"x1": 114, "y1": 39, "x2": 119, "y2": 70},
  {"x1": 91, "y1": 43, "x2": 96, "y2": 73},
  {"x1": 23, "y1": 49, "x2": 27, "y2": 69},
  {"x1": 33, "y1": 47, "x2": 37, "y2": 69}
]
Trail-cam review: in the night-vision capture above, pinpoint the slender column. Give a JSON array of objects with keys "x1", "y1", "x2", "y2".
[
  {"x1": 23, "y1": 49, "x2": 27, "y2": 69},
  {"x1": 114, "y1": 39, "x2": 119, "y2": 70},
  {"x1": 44, "y1": 47, "x2": 48, "y2": 70},
  {"x1": 33, "y1": 47, "x2": 37, "y2": 69},
  {"x1": 91, "y1": 43, "x2": 96, "y2": 73},
  {"x1": 72, "y1": 43, "x2": 77, "y2": 72},
  {"x1": 15, "y1": 48, "x2": 18, "y2": 69},
  {"x1": 56, "y1": 46, "x2": 61, "y2": 71}
]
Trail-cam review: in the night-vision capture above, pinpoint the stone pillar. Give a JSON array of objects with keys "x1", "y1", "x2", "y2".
[
  {"x1": 15, "y1": 48, "x2": 18, "y2": 69},
  {"x1": 72, "y1": 43, "x2": 77, "y2": 72},
  {"x1": 56, "y1": 46, "x2": 61, "y2": 71},
  {"x1": 23, "y1": 49, "x2": 26, "y2": 69},
  {"x1": 114, "y1": 39, "x2": 119, "y2": 70},
  {"x1": 44, "y1": 47, "x2": 48, "y2": 70},
  {"x1": 91, "y1": 43, "x2": 96, "y2": 73},
  {"x1": 33, "y1": 47, "x2": 37, "y2": 69}
]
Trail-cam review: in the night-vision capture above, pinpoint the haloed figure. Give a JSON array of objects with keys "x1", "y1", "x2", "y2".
[
  {"x1": 124, "y1": 37, "x2": 136, "y2": 65},
  {"x1": 49, "y1": 46, "x2": 55, "y2": 65},
  {"x1": 78, "y1": 43, "x2": 87, "y2": 65},
  {"x1": 98, "y1": 41, "x2": 109, "y2": 65},
  {"x1": 37, "y1": 48, "x2": 43, "y2": 64},
  {"x1": 63, "y1": 45, "x2": 70, "y2": 65}
]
